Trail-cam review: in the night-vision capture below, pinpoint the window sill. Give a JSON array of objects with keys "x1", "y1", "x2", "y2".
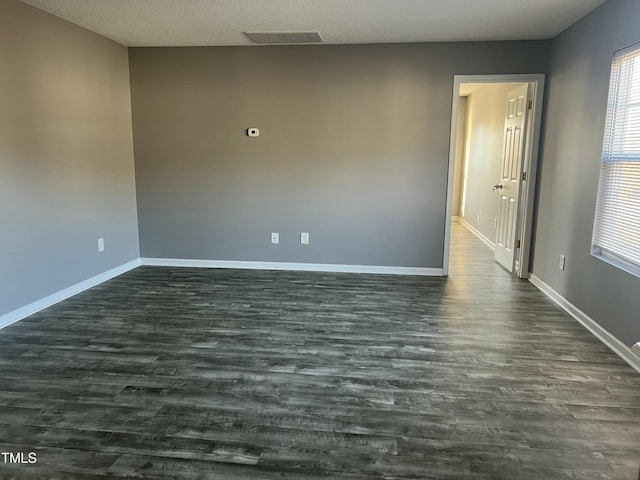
[{"x1": 591, "y1": 248, "x2": 640, "y2": 279}]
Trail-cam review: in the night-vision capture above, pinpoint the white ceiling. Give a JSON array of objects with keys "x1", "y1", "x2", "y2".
[
  {"x1": 459, "y1": 83, "x2": 485, "y2": 97},
  {"x1": 458, "y1": 82, "x2": 525, "y2": 97},
  {"x1": 20, "y1": 0, "x2": 607, "y2": 47}
]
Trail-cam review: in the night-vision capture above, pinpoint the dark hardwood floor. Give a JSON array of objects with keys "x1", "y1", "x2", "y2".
[{"x1": 0, "y1": 222, "x2": 639, "y2": 479}]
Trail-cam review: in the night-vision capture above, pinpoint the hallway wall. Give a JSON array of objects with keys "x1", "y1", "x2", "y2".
[
  {"x1": 451, "y1": 97, "x2": 467, "y2": 218},
  {"x1": 459, "y1": 83, "x2": 523, "y2": 245}
]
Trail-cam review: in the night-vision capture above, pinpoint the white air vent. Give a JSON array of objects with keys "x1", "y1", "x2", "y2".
[{"x1": 244, "y1": 32, "x2": 322, "y2": 44}]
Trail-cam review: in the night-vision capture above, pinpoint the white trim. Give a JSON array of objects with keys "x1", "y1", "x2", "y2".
[
  {"x1": 529, "y1": 274, "x2": 640, "y2": 374},
  {"x1": 615, "y1": 40, "x2": 640, "y2": 58},
  {"x1": 516, "y1": 77, "x2": 545, "y2": 280},
  {"x1": 451, "y1": 216, "x2": 460, "y2": 222},
  {"x1": 0, "y1": 257, "x2": 440, "y2": 330},
  {"x1": 592, "y1": 248, "x2": 640, "y2": 280},
  {"x1": 141, "y1": 258, "x2": 442, "y2": 276},
  {"x1": 443, "y1": 73, "x2": 545, "y2": 277},
  {"x1": 0, "y1": 259, "x2": 141, "y2": 330},
  {"x1": 442, "y1": 77, "x2": 462, "y2": 277},
  {"x1": 457, "y1": 216, "x2": 496, "y2": 251}
]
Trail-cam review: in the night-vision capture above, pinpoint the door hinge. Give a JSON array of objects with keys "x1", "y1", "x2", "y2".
[
  {"x1": 527, "y1": 100, "x2": 533, "y2": 110},
  {"x1": 515, "y1": 240, "x2": 521, "y2": 249},
  {"x1": 521, "y1": 172, "x2": 527, "y2": 181}
]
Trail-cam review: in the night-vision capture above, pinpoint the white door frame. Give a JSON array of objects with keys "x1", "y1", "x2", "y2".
[{"x1": 442, "y1": 74, "x2": 546, "y2": 278}]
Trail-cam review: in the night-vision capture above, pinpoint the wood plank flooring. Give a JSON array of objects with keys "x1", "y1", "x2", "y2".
[{"x1": 0, "y1": 222, "x2": 639, "y2": 479}]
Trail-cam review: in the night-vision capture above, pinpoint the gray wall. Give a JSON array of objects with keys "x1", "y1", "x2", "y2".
[
  {"x1": 0, "y1": 0, "x2": 139, "y2": 317},
  {"x1": 532, "y1": 0, "x2": 640, "y2": 344},
  {"x1": 460, "y1": 83, "x2": 523, "y2": 243},
  {"x1": 130, "y1": 42, "x2": 549, "y2": 268}
]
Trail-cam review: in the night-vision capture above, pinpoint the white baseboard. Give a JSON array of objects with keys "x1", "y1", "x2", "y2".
[
  {"x1": 530, "y1": 274, "x2": 640, "y2": 374},
  {"x1": 0, "y1": 259, "x2": 141, "y2": 330},
  {"x1": 141, "y1": 258, "x2": 442, "y2": 276},
  {"x1": 0, "y1": 256, "x2": 439, "y2": 331},
  {"x1": 451, "y1": 216, "x2": 460, "y2": 222},
  {"x1": 457, "y1": 217, "x2": 496, "y2": 251}
]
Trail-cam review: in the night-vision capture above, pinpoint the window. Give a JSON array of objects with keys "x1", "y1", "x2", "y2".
[{"x1": 592, "y1": 44, "x2": 640, "y2": 276}]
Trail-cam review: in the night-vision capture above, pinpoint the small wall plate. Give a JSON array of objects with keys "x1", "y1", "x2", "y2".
[{"x1": 247, "y1": 128, "x2": 259, "y2": 137}]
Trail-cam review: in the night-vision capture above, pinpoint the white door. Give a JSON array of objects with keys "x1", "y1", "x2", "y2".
[{"x1": 494, "y1": 84, "x2": 529, "y2": 272}]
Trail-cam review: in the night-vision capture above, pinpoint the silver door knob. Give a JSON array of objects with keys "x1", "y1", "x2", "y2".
[{"x1": 493, "y1": 184, "x2": 503, "y2": 191}]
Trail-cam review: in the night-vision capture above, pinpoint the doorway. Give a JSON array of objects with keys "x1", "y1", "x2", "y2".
[{"x1": 443, "y1": 74, "x2": 545, "y2": 278}]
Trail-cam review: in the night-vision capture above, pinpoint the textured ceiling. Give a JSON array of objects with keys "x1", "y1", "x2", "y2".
[{"x1": 20, "y1": 0, "x2": 607, "y2": 47}]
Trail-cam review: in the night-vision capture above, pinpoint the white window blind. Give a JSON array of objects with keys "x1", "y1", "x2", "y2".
[{"x1": 592, "y1": 45, "x2": 640, "y2": 275}]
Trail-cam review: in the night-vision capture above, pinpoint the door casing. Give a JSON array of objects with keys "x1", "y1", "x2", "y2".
[{"x1": 442, "y1": 74, "x2": 546, "y2": 278}]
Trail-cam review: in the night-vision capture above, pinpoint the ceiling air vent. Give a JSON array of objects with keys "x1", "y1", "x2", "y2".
[{"x1": 244, "y1": 32, "x2": 322, "y2": 45}]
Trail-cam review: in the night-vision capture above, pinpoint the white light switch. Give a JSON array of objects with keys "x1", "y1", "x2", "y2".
[
  {"x1": 247, "y1": 128, "x2": 259, "y2": 137},
  {"x1": 271, "y1": 232, "x2": 279, "y2": 244},
  {"x1": 98, "y1": 238, "x2": 105, "y2": 252},
  {"x1": 300, "y1": 232, "x2": 309, "y2": 245},
  {"x1": 559, "y1": 254, "x2": 566, "y2": 271}
]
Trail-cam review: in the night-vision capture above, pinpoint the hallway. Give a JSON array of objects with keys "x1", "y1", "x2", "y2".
[
  {"x1": 448, "y1": 220, "x2": 513, "y2": 278},
  {"x1": 0, "y1": 224, "x2": 638, "y2": 479}
]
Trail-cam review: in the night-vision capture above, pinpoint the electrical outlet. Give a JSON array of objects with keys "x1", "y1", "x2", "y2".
[
  {"x1": 559, "y1": 254, "x2": 566, "y2": 271},
  {"x1": 98, "y1": 238, "x2": 105, "y2": 252},
  {"x1": 300, "y1": 232, "x2": 309, "y2": 245},
  {"x1": 271, "y1": 232, "x2": 279, "y2": 244},
  {"x1": 494, "y1": 218, "x2": 498, "y2": 228}
]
